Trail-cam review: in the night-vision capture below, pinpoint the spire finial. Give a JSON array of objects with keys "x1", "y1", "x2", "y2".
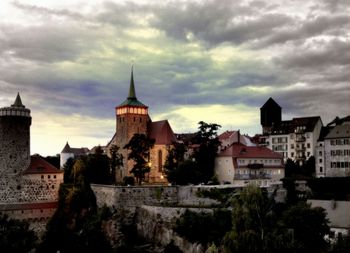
[
  {"x1": 12, "y1": 92, "x2": 25, "y2": 108},
  {"x1": 128, "y1": 65, "x2": 136, "y2": 99}
]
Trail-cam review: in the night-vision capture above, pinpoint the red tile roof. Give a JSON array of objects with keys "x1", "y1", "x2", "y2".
[
  {"x1": 219, "y1": 143, "x2": 283, "y2": 159},
  {"x1": 149, "y1": 120, "x2": 177, "y2": 145},
  {"x1": 0, "y1": 201, "x2": 58, "y2": 211},
  {"x1": 24, "y1": 155, "x2": 63, "y2": 174},
  {"x1": 218, "y1": 131, "x2": 237, "y2": 140}
]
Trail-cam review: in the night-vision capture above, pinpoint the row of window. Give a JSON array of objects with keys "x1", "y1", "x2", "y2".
[
  {"x1": 238, "y1": 159, "x2": 280, "y2": 164},
  {"x1": 330, "y1": 162, "x2": 350, "y2": 168},
  {"x1": 291, "y1": 151, "x2": 311, "y2": 158},
  {"x1": 330, "y1": 139, "x2": 350, "y2": 146},
  {"x1": 291, "y1": 143, "x2": 311, "y2": 149},
  {"x1": 41, "y1": 175, "x2": 57, "y2": 179},
  {"x1": 330, "y1": 150, "x2": 350, "y2": 156},
  {"x1": 272, "y1": 137, "x2": 288, "y2": 144},
  {"x1": 236, "y1": 169, "x2": 282, "y2": 175}
]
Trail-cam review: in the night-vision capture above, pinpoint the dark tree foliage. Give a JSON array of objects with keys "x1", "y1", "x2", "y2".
[
  {"x1": 284, "y1": 156, "x2": 315, "y2": 179},
  {"x1": 167, "y1": 159, "x2": 201, "y2": 185},
  {"x1": 124, "y1": 134, "x2": 155, "y2": 185},
  {"x1": 109, "y1": 144, "x2": 123, "y2": 184},
  {"x1": 63, "y1": 157, "x2": 75, "y2": 183},
  {"x1": 164, "y1": 142, "x2": 188, "y2": 184},
  {"x1": 223, "y1": 185, "x2": 330, "y2": 253},
  {"x1": 0, "y1": 214, "x2": 37, "y2": 253},
  {"x1": 85, "y1": 146, "x2": 111, "y2": 184},
  {"x1": 330, "y1": 233, "x2": 350, "y2": 253},
  {"x1": 307, "y1": 177, "x2": 350, "y2": 200},
  {"x1": 38, "y1": 184, "x2": 111, "y2": 253},
  {"x1": 191, "y1": 121, "x2": 221, "y2": 183},
  {"x1": 44, "y1": 155, "x2": 60, "y2": 169},
  {"x1": 175, "y1": 209, "x2": 231, "y2": 246},
  {"x1": 281, "y1": 202, "x2": 330, "y2": 253}
]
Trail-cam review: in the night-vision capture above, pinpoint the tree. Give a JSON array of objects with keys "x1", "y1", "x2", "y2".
[
  {"x1": 85, "y1": 146, "x2": 111, "y2": 184},
  {"x1": 281, "y1": 202, "x2": 330, "y2": 253},
  {"x1": 192, "y1": 121, "x2": 221, "y2": 183},
  {"x1": 109, "y1": 144, "x2": 123, "y2": 184},
  {"x1": 63, "y1": 157, "x2": 75, "y2": 183},
  {"x1": 0, "y1": 214, "x2": 37, "y2": 252},
  {"x1": 164, "y1": 142, "x2": 188, "y2": 184},
  {"x1": 223, "y1": 185, "x2": 275, "y2": 253},
  {"x1": 124, "y1": 133, "x2": 155, "y2": 185}
]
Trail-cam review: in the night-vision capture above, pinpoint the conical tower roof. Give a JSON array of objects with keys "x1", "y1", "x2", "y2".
[
  {"x1": 11, "y1": 92, "x2": 25, "y2": 108},
  {"x1": 61, "y1": 142, "x2": 72, "y2": 153},
  {"x1": 118, "y1": 66, "x2": 147, "y2": 108}
]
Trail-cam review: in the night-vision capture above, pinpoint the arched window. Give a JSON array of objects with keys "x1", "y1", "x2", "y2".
[{"x1": 158, "y1": 150, "x2": 163, "y2": 172}]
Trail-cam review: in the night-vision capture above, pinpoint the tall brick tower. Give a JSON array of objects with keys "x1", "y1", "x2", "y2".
[
  {"x1": 115, "y1": 67, "x2": 151, "y2": 181},
  {"x1": 0, "y1": 93, "x2": 31, "y2": 176}
]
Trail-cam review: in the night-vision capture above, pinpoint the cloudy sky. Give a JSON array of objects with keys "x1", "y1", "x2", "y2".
[{"x1": 0, "y1": 0, "x2": 349, "y2": 156}]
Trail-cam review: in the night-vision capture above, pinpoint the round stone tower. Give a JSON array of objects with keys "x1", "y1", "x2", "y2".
[{"x1": 0, "y1": 93, "x2": 31, "y2": 176}]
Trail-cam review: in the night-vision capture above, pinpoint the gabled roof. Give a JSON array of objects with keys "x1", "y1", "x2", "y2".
[
  {"x1": 61, "y1": 142, "x2": 89, "y2": 155},
  {"x1": 325, "y1": 124, "x2": 350, "y2": 139},
  {"x1": 260, "y1": 97, "x2": 281, "y2": 109},
  {"x1": 24, "y1": 155, "x2": 63, "y2": 174},
  {"x1": 219, "y1": 131, "x2": 238, "y2": 141},
  {"x1": 149, "y1": 120, "x2": 177, "y2": 145},
  {"x1": 219, "y1": 143, "x2": 283, "y2": 159},
  {"x1": 318, "y1": 126, "x2": 332, "y2": 142}
]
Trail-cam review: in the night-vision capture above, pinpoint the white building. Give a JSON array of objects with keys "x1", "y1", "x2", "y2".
[
  {"x1": 215, "y1": 142, "x2": 284, "y2": 186},
  {"x1": 267, "y1": 117, "x2": 323, "y2": 164},
  {"x1": 316, "y1": 116, "x2": 350, "y2": 177}
]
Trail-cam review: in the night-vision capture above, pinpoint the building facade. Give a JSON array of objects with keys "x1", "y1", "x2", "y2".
[
  {"x1": 108, "y1": 68, "x2": 177, "y2": 184},
  {"x1": 215, "y1": 131, "x2": 284, "y2": 186},
  {"x1": 260, "y1": 98, "x2": 323, "y2": 164},
  {"x1": 316, "y1": 117, "x2": 350, "y2": 177}
]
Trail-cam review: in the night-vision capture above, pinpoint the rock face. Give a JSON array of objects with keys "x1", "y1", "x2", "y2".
[{"x1": 135, "y1": 205, "x2": 207, "y2": 253}]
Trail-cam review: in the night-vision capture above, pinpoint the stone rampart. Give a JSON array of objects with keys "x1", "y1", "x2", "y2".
[{"x1": 91, "y1": 184, "x2": 226, "y2": 208}]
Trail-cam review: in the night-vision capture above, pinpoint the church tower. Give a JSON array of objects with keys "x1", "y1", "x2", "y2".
[
  {"x1": 0, "y1": 93, "x2": 31, "y2": 176},
  {"x1": 115, "y1": 67, "x2": 151, "y2": 180}
]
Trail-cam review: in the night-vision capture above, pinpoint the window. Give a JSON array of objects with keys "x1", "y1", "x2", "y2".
[
  {"x1": 307, "y1": 152, "x2": 310, "y2": 157},
  {"x1": 319, "y1": 151, "x2": 322, "y2": 156},
  {"x1": 291, "y1": 152, "x2": 294, "y2": 157},
  {"x1": 320, "y1": 167, "x2": 323, "y2": 173},
  {"x1": 48, "y1": 175, "x2": 51, "y2": 179},
  {"x1": 319, "y1": 159, "x2": 322, "y2": 163},
  {"x1": 54, "y1": 175, "x2": 56, "y2": 179},
  {"x1": 158, "y1": 150, "x2": 163, "y2": 172},
  {"x1": 41, "y1": 175, "x2": 44, "y2": 179},
  {"x1": 291, "y1": 144, "x2": 294, "y2": 149},
  {"x1": 307, "y1": 143, "x2": 310, "y2": 148}
]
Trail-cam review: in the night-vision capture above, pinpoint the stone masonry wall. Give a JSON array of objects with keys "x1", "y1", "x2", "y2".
[{"x1": 91, "y1": 185, "x2": 222, "y2": 208}]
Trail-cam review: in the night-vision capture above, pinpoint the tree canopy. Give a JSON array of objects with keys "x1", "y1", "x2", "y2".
[
  {"x1": 124, "y1": 133, "x2": 155, "y2": 185},
  {"x1": 0, "y1": 214, "x2": 37, "y2": 253}
]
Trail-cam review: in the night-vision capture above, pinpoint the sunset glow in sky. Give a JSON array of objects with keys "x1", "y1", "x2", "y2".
[{"x1": 0, "y1": 0, "x2": 349, "y2": 156}]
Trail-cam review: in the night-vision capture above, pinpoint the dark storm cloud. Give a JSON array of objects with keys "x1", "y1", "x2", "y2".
[
  {"x1": 0, "y1": 23, "x2": 99, "y2": 63},
  {"x1": 275, "y1": 39, "x2": 350, "y2": 70},
  {"x1": 12, "y1": 1, "x2": 85, "y2": 20},
  {"x1": 255, "y1": 15, "x2": 350, "y2": 48},
  {"x1": 149, "y1": 1, "x2": 292, "y2": 47}
]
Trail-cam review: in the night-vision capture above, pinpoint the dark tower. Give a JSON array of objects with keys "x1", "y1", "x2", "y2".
[
  {"x1": 260, "y1": 97, "x2": 281, "y2": 134},
  {"x1": 0, "y1": 93, "x2": 31, "y2": 176},
  {"x1": 115, "y1": 67, "x2": 151, "y2": 181}
]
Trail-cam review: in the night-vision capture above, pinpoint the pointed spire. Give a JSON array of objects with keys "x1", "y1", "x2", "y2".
[
  {"x1": 11, "y1": 92, "x2": 25, "y2": 108},
  {"x1": 128, "y1": 65, "x2": 137, "y2": 99},
  {"x1": 61, "y1": 142, "x2": 72, "y2": 153}
]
